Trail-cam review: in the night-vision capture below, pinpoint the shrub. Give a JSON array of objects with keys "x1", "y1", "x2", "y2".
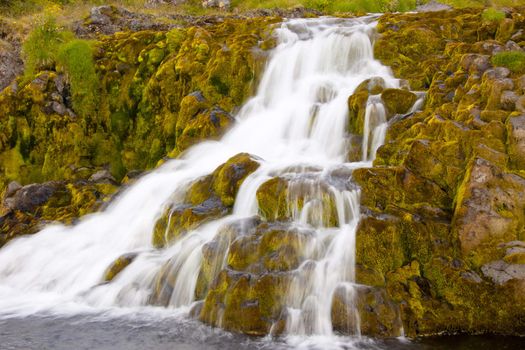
[
  {"x1": 491, "y1": 51, "x2": 525, "y2": 73},
  {"x1": 56, "y1": 39, "x2": 100, "y2": 118}
]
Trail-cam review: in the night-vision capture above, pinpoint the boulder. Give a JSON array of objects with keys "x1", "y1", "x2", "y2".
[
  {"x1": 452, "y1": 158, "x2": 525, "y2": 260},
  {"x1": 103, "y1": 253, "x2": 138, "y2": 282},
  {"x1": 381, "y1": 88, "x2": 417, "y2": 116},
  {"x1": 331, "y1": 285, "x2": 402, "y2": 337},
  {"x1": 152, "y1": 153, "x2": 260, "y2": 247}
]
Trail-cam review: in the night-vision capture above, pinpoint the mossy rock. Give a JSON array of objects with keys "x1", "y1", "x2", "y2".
[
  {"x1": 331, "y1": 285, "x2": 402, "y2": 337},
  {"x1": 256, "y1": 175, "x2": 339, "y2": 226},
  {"x1": 381, "y1": 88, "x2": 417, "y2": 116},
  {"x1": 0, "y1": 180, "x2": 117, "y2": 247},
  {"x1": 347, "y1": 89, "x2": 369, "y2": 135},
  {"x1": 152, "y1": 153, "x2": 261, "y2": 248},
  {"x1": 211, "y1": 152, "x2": 261, "y2": 206},
  {"x1": 103, "y1": 253, "x2": 138, "y2": 282}
]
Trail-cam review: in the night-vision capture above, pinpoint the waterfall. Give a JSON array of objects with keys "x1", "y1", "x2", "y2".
[{"x1": 0, "y1": 16, "x2": 415, "y2": 341}]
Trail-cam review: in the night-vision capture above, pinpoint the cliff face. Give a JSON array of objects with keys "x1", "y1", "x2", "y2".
[
  {"x1": 1, "y1": 4, "x2": 525, "y2": 339},
  {"x1": 0, "y1": 11, "x2": 279, "y2": 245}
]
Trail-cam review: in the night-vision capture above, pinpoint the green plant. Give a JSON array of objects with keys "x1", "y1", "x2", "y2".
[
  {"x1": 481, "y1": 7, "x2": 506, "y2": 22},
  {"x1": 491, "y1": 51, "x2": 525, "y2": 73},
  {"x1": 22, "y1": 14, "x2": 74, "y2": 78},
  {"x1": 56, "y1": 39, "x2": 100, "y2": 118}
]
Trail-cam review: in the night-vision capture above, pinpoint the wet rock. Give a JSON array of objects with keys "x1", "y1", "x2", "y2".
[
  {"x1": 356, "y1": 77, "x2": 387, "y2": 95},
  {"x1": 152, "y1": 153, "x2": 260, "y2": 247},
  {"x1": 331, "y1": 285, "x2": 402, "y2": 337},
  {"x1": 211, "y1": 153, "x2": 261, "y2": 206},
  {"x1": 176, "y1": 107, "x2": 235, "y2": 153},
  {"x1": 103, "y1": 253, "x2": 138, "y2": 282},
  {"x1": 381, "y1": 88, "x2": 417, "y2": 116},
  {"x1": 256, "y1": 175, "x2": 341, "y2": 226},
  {"x1": 199, "y1": 269, "x2": 290, "y2": 336}
]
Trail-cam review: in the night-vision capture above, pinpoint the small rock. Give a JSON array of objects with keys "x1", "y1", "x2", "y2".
[
  {"x1": 461, "y1": 271, "x2": 482, "y2": 284},
  {"x1": 416, "y1": 0, "x2": 452, "y2": 12},
  {"x1": 500, "y1": 90, "x2": 518, "y2": 110},
  {"x1": 505, "y1": 40, "x2": 522, "y2": 52},
  {"x1": 5, "y1": 181, "x2": 22, "y2": 198},
  {"x1": 507, "y1": 115, "x2": 525, "y2": 168},
  {"x1": 51, "y1": 101, "x2": 67, "y2": 115},
  {"x1": 201, "y1": 0, "x2": 230, "y2": 9},
  {"x1": 482, "y1": 260, "x2": 525, "y2": 285},
  {"x1": 89, "y1": 170, "x2": 117, "y2": 184}
]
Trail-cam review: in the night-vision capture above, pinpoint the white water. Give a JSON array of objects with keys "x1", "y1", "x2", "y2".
[{"x1": 0, "y1": 16, "x2": 418, "y2": 346}]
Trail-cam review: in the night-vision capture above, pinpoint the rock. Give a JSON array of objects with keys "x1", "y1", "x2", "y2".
[
  {"x1": 500, "y1": 90, "x2": 518, "y2": 111},
  {"x1": 152, "y1": 153, "x2": 260, "y2": 247},
  {"x1": 331, "y1": 285, "x2": 402, "y2": 337},
  {"x1": 256, "y1": 175, "x2": 340, "y2": 226},
  {"x1": 4, "y1": 181, "x2": 22, "y2": 198},
  {"x1": 452, "y1": 158, "x2": 525, "y2": 256},
  {"x1": 103, "y1": 253, "x2": 138, "y2": 281},
  {"x1": 200, "y1": 270, "x2": 289, "y2": 336},
  {"x1": 355, "y1": 77, "x2": 386, "y2": 95},
  {"x1": 505, "y1": 40, "x2": 522, "y2": 52},
  {"x1": 4, "y1": 182, "x2": 63, "y2": 213},
  {"x1": 211, "y1": 153, "x2": 261, "y2": 206},
  {"x1": 460, "y1": 54, "x2": 491, "y2": 74},
  {"x1": 380, "y1": 88, "x2": 417, "y2": 116},
  {"x1": 89, "y1": 170, "x2": 118, "y2": 184},
  {"x1": 202, "y1": 0, "x2": 230, "y2": 10},
  {"x1": 507, "y1": 115, "x2": 525, "y2": 169},
  {"x1": 51, "y1": 101, "x2": 67, "y2": 115},
  {"x1": 0, "y1": 39, "x2": 23, "y2": 91},
  {"x1": 176, "y1": 107, "x2": 235, "y2": 153},
  {"x1": 78, "y1": 5, "x2": 175, "y2": 36},
  {"x1": 347, "y1": 89, "x2": 369, "y2": 135},
  {"x1": 416, "y1": 1, "x2": 452, "y2": 12},
  {"x1": 482, "y1": 260, "x2": 525, "y2": 285}
]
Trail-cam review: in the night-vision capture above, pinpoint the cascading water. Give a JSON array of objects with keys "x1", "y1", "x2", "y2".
[{"x1": 0, "y1": 16, "x2": 421, "y2": 346}]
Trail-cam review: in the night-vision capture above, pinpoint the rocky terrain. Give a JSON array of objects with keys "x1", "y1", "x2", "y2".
[{"x1": 0, "y1": 2, "x2": 525, "y2": 340}]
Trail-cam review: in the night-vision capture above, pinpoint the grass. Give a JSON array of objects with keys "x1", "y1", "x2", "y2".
[
  {"x1": 21, "y1": 13, "x2": 74, "y2": 78},
  {"x1": 56, "y1": 39, "x2": 100, "y2": 118},
  {"x1": 491, "y1": 51, "x2": 525, "y2": 73},
  {"x1": 22, "y1": 13, "x2": 100, "y2": 118},
  {"x1": 481, "y1": 7, "x2": 506, "y2": 21}
]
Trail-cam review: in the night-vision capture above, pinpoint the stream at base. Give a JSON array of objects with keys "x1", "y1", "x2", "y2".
[{"x1": 1, "y1": 312, "x2": 523, "y2": 350}]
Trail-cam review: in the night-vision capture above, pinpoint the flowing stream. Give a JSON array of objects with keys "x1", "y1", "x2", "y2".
[{"x1": 0, "y1": 16, "x2": 421, "y2": 349}]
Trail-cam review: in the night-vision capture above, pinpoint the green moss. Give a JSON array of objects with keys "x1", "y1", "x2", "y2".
[
  {"x1": 56, "y1": 39, "x2": 100, "y2": 119},
  {"x1": 491, "y1": 51, "x2": 525, "y2": 73}
]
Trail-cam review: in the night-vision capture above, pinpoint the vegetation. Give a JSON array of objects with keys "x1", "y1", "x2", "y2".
[
  {"x1": 2, "y1": 0, "x2": 523, "y2": 18},
  {"x1": 492, "y1": 51, "x2": 525, "y2": 73},
  {"x1": 21, "y1": 14, "x2": 74, "y2": 78},
  {"x1": 481, "y1": 7, "x2": 506, "y2": 22},
  {"x1": 56, "y1": 39, "x2": 100, "y2": 119}
]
